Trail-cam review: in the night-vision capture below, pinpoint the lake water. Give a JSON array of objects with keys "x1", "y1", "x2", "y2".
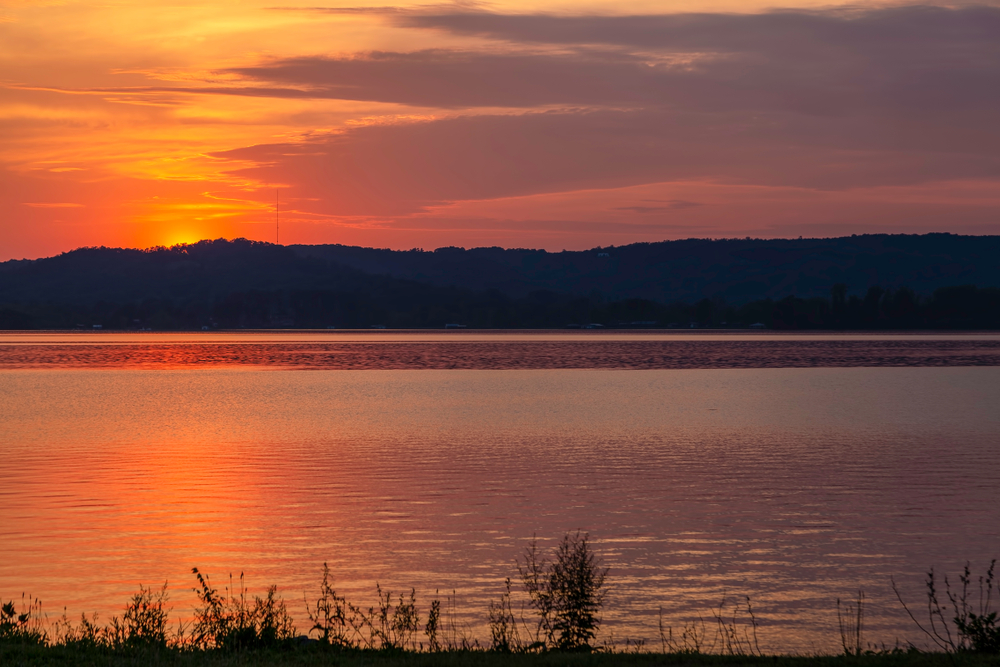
[{"x1": 1, "y1": 331, "x2": 998, "y2": 653}]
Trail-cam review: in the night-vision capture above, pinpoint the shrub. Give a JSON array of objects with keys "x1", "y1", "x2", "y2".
[
  {"x1": 190, "y1": 568, "x2": 295, "y2": 650},
  {"x1": 425, "y1": 597, "x2": 441, "y2": 651},
  {"x1": 350, "y1": 585, "x2": 420, "y2": 651},
  {"x1": 52, "y1": 583, "x2": 173, "y2": 650},
  {"x1": 106, "y1": 583, "x2": 170, "y2": 649},
  {"x1": 304, "y1": 564, "x2": 430, "y2": 651},
  {"x1": 517, "y1": 531, "x2": 608, "y2": 651},
  {"x1": 53, "y1": 610, "x2": 104, "y2": 648},
  {"x1": 0, "y1": 594, "x2": 46, "y2": 645},
  {"x1": 894, "y1": 559, "x2": 999, "y2": 653}
]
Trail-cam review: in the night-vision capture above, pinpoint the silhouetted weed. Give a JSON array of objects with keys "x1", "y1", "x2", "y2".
[
  {"x1": 894, "y1": 560, "x2": 999, "y2": 654},
  {"x1": 658, "y1": 610, "x2": 709, "y2": 654},
  {"x1": 51, "y1": 583, "x2": 178, "y2": 651},
  {"x1": 304, "y1": 562, "x2": 352, "y2": 647},
  {"x1": 0, "y1": 594, "x2": 46, "y2": 646},
  {"x1": 191, "y1": 568, "x2": 294, "y2": 650},
  {"x1": 488, "y1": 578, "x2": 525, "y2": 653},
  {"x1": 108, "y1": 582, "x2": 171, "y2": 649},
  {"x1": 53, "y1": 610, "x2": 105, "y2": 649},
  {"x1": 12, "y1": 541, "x2": 1000, "y2": 660},
  {"x1": 303, "y1": 564, "x2": 441, "y2": 651},
  {"x1": 712, "y1": 594, "x2": 762, "y2": 656},
  {"x1": 350, "y1": 584, "x2": 420, "y2": 650},
  {"x1": 657, "y1": 594, "x2": 761, "y2": 656},
  {"x1": 839, "y1": 590, "x2": 866, "y2": 656},
  {"x1": 424, "y1": 596, "x2": 442, "y2": 652}
]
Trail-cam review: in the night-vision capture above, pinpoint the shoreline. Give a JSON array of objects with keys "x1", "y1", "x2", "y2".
[{"x1": 5, "y1": 644, "x2": 1000, "y2": 667}]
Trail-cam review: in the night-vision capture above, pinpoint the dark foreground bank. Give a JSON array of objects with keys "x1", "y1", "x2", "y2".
[
  {"x1": 4, "y1": 644, "x2": 1000, "y2": 667},
  {"x1": 4, "y1": 540, "x2": 997, "y2": 663}
]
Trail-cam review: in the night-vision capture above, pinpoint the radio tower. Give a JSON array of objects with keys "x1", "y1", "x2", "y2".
[{"x1": 275, "y1": 189, "x2": 279, "y2": 245}]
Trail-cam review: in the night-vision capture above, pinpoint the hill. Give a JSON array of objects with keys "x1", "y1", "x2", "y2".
[
  {"x1": 1, "y1": 234, "x2": 999, "y2": 329},
  {"x1": 292, "y1": 233, "x2": 1000, "y2": 303}
]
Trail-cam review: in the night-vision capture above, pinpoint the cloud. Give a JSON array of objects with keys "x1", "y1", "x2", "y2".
[
  {"x1": 223, "y1": 6, "x2": 1000, "y2": 122},
  {"x1": 615, "y1": 200, "x2": 703, "y2": 213},
  {"x1": 6, "y1": 2, "x2": 1000, "y2": 259},
  {"x1": 267, "y1": 5, "x2": 406, "y2": 14},
  {"x1": 227, "y1": 50, "x2": 669, "y2": 108},
  {"x1": 400, "y1": 5, "x2": 1000, "y2": 53},
  {"x1": 206, "y1": 4, "x2": 1000, "y2": 221},
  {"x1": 214, "y1": 105, "x2": 1000, "y2": 220}
]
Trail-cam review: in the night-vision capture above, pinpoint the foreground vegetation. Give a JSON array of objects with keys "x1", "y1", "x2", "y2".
[
  {"x1": 3, "y1": 645, "x2": 1000, "y2": 667},
  {"x1": 3, "y1": 535, "x2": 998, "y2": 665}
]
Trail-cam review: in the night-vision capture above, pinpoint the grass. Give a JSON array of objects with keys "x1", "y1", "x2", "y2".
[{"x1": 3, "y1": 644, "x2": 1000, "y2": 667}]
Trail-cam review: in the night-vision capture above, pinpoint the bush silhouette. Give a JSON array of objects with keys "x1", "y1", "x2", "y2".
[
  {"x1": 894, "y1": 559, "x2": 1000, "y2": 654},
  {"x1": 518, "y1": 532, "x2": 608, "y2": 651},
  {"x1": 0, "y1": 594, "x2": 46, "y2": 645},
  {"x1": 190, "y1": 569, "x2": 294, "y2": 650}
]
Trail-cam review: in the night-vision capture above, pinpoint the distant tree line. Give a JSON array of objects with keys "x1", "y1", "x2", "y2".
[
  {"x1": 690, "y1": 284, "x2": 1000, "y2": 330},
  {"x1": 1, "y1": 283, "x2": 998, "y2": 330}
]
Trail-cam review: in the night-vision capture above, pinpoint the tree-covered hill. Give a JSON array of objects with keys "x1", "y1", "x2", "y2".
[
  {"x1": 292, "y1": 233, "x2": 1000, "y2": 303},
  {"x1": 1, "y1": 235, "x2": 999, "y2": 329}
]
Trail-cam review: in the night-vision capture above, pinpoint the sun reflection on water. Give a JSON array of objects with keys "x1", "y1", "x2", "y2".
[{"x1": 1, "y1": 362, "x2": 999, "y2": 652}]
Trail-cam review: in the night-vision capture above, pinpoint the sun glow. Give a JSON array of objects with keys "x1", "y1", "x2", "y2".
[
  {"x1": 3, "y1": 0, "x2": 999, "y2": 261},
  {"x1": 164, "y1": 231, "x2": 206, "y2": 248}
]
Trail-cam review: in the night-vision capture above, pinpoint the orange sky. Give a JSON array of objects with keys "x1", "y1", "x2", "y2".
[{"x1": 2, "y1": 0, "x2": 1000, "y2": 260}]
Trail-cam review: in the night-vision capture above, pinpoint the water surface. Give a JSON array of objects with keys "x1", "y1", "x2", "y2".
[
  {"x1": 3, "y1": 330, "x2": 999, "y2": 370},
  {"x1": 1, "y1": 332, "x2": 998, "y2": 653}
]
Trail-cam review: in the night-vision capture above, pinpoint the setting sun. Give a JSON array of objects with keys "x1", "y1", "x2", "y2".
[{"x1": 164, "y1": 232, "x2": 206, "y2": 248}]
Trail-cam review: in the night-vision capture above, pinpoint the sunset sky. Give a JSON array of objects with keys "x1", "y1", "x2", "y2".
[{"x1": 2, "y1": 0, "x2": 999, "y2": 260}]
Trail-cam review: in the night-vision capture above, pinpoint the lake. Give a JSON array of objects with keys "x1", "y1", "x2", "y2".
[{"x1": 1, "y1": 331, "x2": 998, "y2": 653}]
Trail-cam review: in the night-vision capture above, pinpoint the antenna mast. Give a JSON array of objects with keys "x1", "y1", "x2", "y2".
[{"x1": 275, "y1": 189, "x2": 279, "y2": 245}]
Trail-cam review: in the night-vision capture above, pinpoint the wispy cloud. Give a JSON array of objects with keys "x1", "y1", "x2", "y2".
[
  {"x1": 266, "y1": 5, "x2": 406, "y2": 14},
  {"x1": 615, "y1": 201, "x2": 703, "y2": 213},
  {"x1": 213, "y1": 102, "x2": 1000, "y2": 221},
  {"x1": 226, "y1": 6, "x2": 1000, "y2": 118},
  {"x1": 204, "y1": 4, "x2": 1000, "y2": 222}
]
